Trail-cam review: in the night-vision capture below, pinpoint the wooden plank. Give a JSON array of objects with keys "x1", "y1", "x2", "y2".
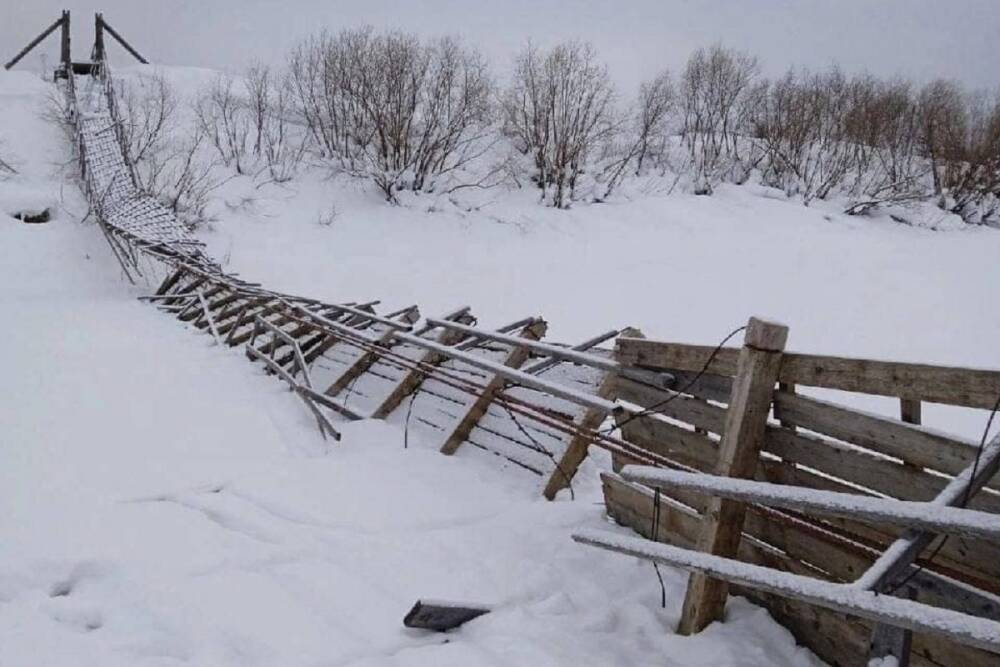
[
  {"x1": 321, "y1": 306, "x2": 419, "y2": 398},
  {"x1": 615, "y1": 376, "x2": 727, "y2": 434},
  {"x1": 601, "y1": 473, "x2": 996, "y2": 667},
  {"x1": 621, "y1": 468, "x2": 1000, "y2": 542},
  {"x1": 574, "y1": 530, "x2": 1000, "y2": 657},
  {"x1": 679, "y1": 317, "x2": 788, "y2": 635},
  {"x1": 439, "y1": 321, "x2": 547, "y2": 456},
  {"x1": 542, "y1": 368, "x2": 618, "y2": 500},
  {"x1": 369, "y1": 314, "x2": 477, "y2": 419},
  {"x1": 771, "y1": 391, "x2": 995, "y2": 488},
  {"x1": 4, "y1": 15, "x2": 66, "y2": 70},
  {"x1": 763, "y1": 426, "x2": 1000, "y2": 515},
  {"x1": 617, "y1": 338, "x2": 1000, "y2": 410}
]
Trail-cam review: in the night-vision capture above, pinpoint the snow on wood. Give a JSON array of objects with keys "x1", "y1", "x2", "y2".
[
  {"x1": 620, "y1": 466, "x2": 1000, "y2": 543},
  {"x1": 395, "y1": 329, "x2": 623, "y2": 417},
  {"x1": 573, "y1": 529, "x2": 1000, "y2": 655},
  {"x1": 426, "y1": 318, "x2": 621, "y2": 372}
]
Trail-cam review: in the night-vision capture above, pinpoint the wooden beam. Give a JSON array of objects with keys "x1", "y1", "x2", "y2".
[
  {"x1": 4, "y1": 14, "x2": 67, "y2": 70},
  {"x1": 370, "y1": 311, "x2": 478, "y2": 419},
  {"x1": 617, "y1": 339, "x2": 1000, "y2": 409},
  {"x1": 771, "y1": 391, "x2": 994, "y2": 489},
  {"x1": 621, "y1": 467, "x2": 1000, "y2": 542},
  {"x1": 574, "y1": 530, "x2": 1000, "y2": 656},
  {"x1": 539, "y1": 327, "x2": 641, "y2": 499},
  {"x1": 440, "y1": 320, "x2": 547, "y2": 455},
  {"x1": 321, "y1": 306, "x2": 420, "y2": 398},
  {"x1": 543, "y1": 368, "x2": 619, "y2": 500},
  {"x1": 678, "y1": 317, "x2": 788, "y2": 635},
  {"x1": 426, "y1": 318, "x2": 618, "y2": 372},
  {"x1": 99, "y1": 17, "x2": 149, "y2": 64}
]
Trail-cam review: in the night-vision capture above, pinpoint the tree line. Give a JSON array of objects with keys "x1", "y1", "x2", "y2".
[{"x1": 118, "y1": 28, "x2": 1000, "y2": 225}]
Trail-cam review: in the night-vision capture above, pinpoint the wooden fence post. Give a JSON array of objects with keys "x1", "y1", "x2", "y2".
[
  {"x1": 678, "y1": 317, "x2": 788, "y2": 635},
  {"x1": 439, "y1": 320, "x2": 547, "y2": 455}
]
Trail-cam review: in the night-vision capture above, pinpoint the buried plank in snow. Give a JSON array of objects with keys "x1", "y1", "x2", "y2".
[{"x1": 403, "y1": 599, "x2": 491, "y2": 632}]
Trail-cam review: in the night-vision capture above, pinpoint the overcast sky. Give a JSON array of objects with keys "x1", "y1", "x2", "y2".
[{"x1": 5, "y1": 1, "x2": 999, "y2": 93}]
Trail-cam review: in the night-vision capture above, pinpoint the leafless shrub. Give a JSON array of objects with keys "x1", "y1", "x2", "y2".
[
  {"x1": 287, "y1": 29, "x2": 495, "y2": 201},
  {"x1": 194, "y1": 73, "x2": 253, "y2": 175},
  {"x1": 245, "y1": 63, "x2": 306, "y2": 183},
  {"x1": 503, "y1": 41, "x2": 617, "y2": 208},
  {"x1": 114, "y1": 74, "x2": 224, "y2": 226},
  {"x1": 287, "y1": 30, "x2": 371, "y2": 170},
  {"x1": 931, "y1": 89, "x2": 1000, "y2": 224},
  {"x1": 117, "y1": 71, "x2": 178, "y2": 167},
  {"x1": 679, "y1": 45, "x2": 760, "y2": 194}
]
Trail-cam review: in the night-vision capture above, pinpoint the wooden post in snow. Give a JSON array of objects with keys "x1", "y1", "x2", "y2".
[
  {"x1": 439, "y1": 320, "x2": 547, "y2": 455},
  {"x1": 677, "y1": 316, "x2": 788, "y2": 635}
]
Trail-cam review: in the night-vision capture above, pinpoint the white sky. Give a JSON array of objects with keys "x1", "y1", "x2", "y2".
[{"x1": 5, "y1": 0, "x2": 999, "y2": 93}]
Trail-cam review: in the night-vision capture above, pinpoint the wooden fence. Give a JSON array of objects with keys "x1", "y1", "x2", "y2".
[{"x1": 582, "y1": 318, "x2": 1000, "y2": 667}]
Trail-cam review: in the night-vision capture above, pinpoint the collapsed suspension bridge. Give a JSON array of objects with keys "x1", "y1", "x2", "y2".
[{"x1": 7, "y1": 13, "x2": 1000, "y2": 667}]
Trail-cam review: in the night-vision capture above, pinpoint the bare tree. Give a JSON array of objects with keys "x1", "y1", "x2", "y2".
[
  {"x1": 194, "y1": 73, "x2": 252, "y2": 175},
  {"x1": 116, "y1": 71, "x2": 178, "y2": 188},
  {"x1": 679, "y1": 45, "x2": 760, "y2": 194},
  {"x1": 245, "y1": 63, "x2": 306, "y2": 183},
  {"x1": 504, "y1": 41, "x2": 617, "y2": 207},
  {"x1": 597, "y1": 70, "x2": 675, "y2": 200}
]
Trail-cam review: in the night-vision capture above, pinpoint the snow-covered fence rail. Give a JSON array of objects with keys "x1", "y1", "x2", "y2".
[{"x1": 583, "y1": 318, "x2": 1000, "y2": 667}]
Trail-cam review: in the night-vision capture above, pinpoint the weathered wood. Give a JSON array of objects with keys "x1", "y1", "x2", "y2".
[
  {"x1": 4, "y1": 14, "x2": 66, "y2": 70},
  {"x1": 679, "y1": 317, "x2": 788, "y2": 635},
  {"x1": 901, "y1": 398, "x2": 922, "y2": 425},
  {"x1": 763, "y1": 426, "x2": 1000, "y2": 515},
  {"x1": 617, "y1": 338, "x2": 1000, "y2": 409},
  {"x1": 60, "y1": 11, "x2": 71, "y2": 70},
  {"x1": 601, "y1": 473, "x2": 998, "y2": 667},
  {"x1": 622, "y1": 467, "x2": 1000, "y2": 542},
  {"x1": 321, "y1": 306, "x2": 420, "y2": 398},
  {"x1": 428, "y1": 318, "x2": 617, "y2": 372},
  {"x1": 370, "y1": 312, "x2": 478, "y2": 419},
  {"x1": 440, "y1": 321, "x2": 547, "y2": 455},
  {"x1": 615, "y1": 376, "x2": 727, "y2": 434},
  {"x1": 575, "y1": 530, "x2": 1000, "y2": 656},
  {"x1": 542, "y1": 368, "x2": 618, "y2": 500},
  {"x1": 770, "y1": 391, "x2": 996, "y2": 490},
  {"x1": 98, "y1": 17, "x2": 149, "y2": 64}
]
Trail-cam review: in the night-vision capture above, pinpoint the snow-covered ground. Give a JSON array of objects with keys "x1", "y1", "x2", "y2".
[
  {"x1": 1, "y1": 69, "x2": 828, "y2": 666},
  {"x1": 3, "y1": 59, "x2": 999, "y2": 666}
]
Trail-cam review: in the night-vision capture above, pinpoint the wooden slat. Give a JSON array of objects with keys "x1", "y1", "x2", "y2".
[
  {"x1": 542, "y1": 368, "x2": 617, "y2": 500},
  {"x1": 771, "y1": 391, "x2": 997, "y2": 489},
  {"x1": 617, "y1": 338, "x2": 1000, "y2": 409}
]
